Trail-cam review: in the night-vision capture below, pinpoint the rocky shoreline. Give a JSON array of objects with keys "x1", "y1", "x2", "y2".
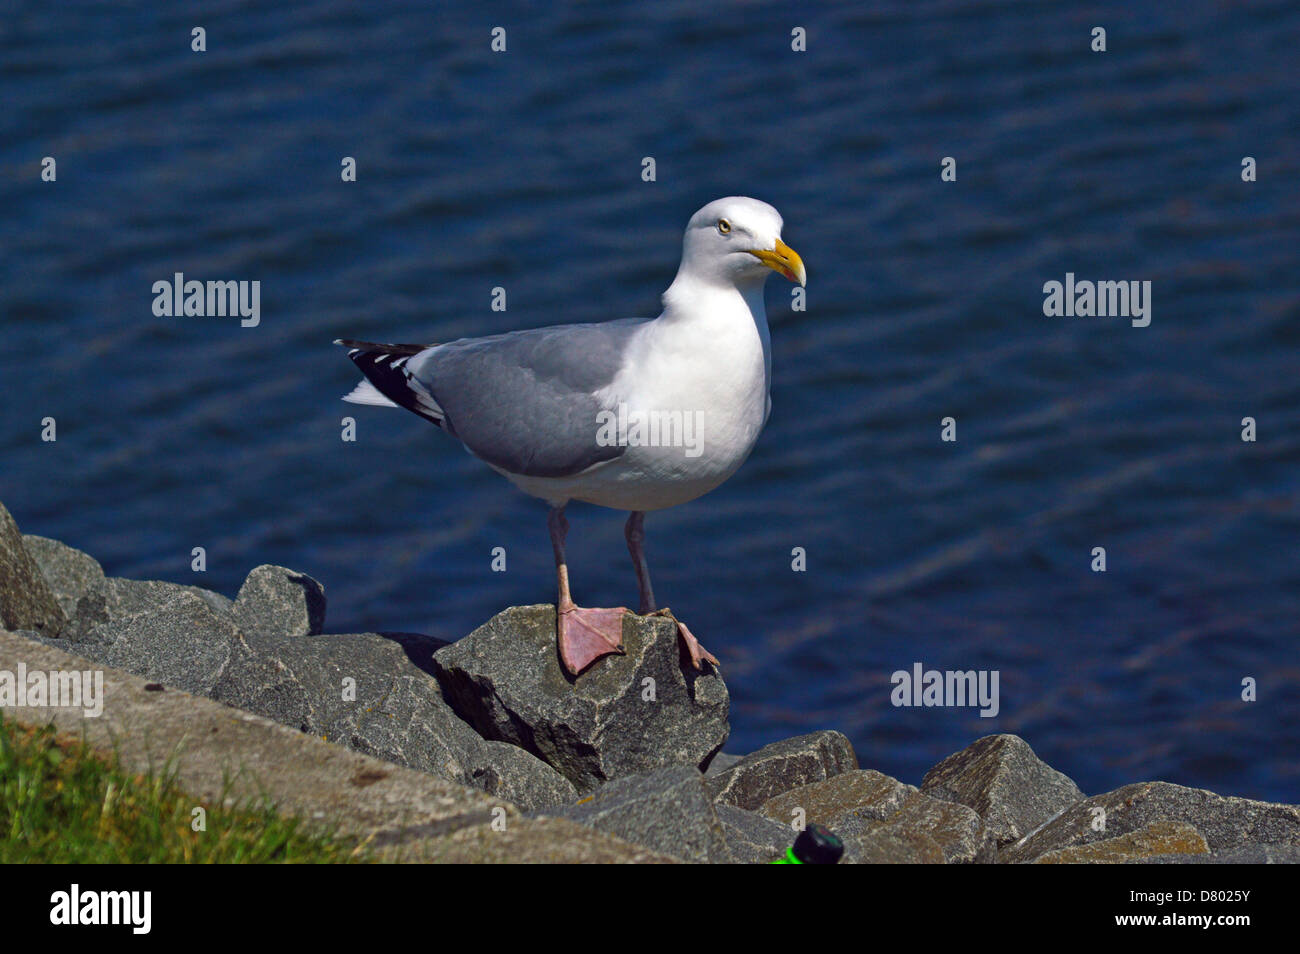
[{"x1": 2, "y1": 501, "x2": 1297, "y2": 863}]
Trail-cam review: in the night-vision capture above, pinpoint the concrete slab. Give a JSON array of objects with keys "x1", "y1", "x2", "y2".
[{"x1": 1, "y1": 628, "x2": 513, "y2": 850}]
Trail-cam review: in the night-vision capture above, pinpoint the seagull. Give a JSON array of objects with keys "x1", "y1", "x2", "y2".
[{"x1": 336, "y1": 197, "x2": 805, "y2": 676}]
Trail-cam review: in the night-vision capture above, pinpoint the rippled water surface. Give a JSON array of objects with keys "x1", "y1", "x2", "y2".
[{"x1": 2, "y1": 1, "x2": 1297, "y2": 800}]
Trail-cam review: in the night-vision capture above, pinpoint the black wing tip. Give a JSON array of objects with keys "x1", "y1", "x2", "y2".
[
  {"x1": 334, "y1": 338, "x2": 434, "y2": 354},
  {"x1": 344, "y1": 344, "x2": 444, "y2": 427}
]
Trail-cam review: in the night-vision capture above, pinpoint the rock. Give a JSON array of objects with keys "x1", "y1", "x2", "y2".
[
  {"x1": 1001, "y1": 781, "x2": 1300, "y2": 863},
  {"x1": 8, "y1": 631, "x2": 93, "y2": 666},
  {"x1": 433, "y1": 605, "x2": 729, "y2": 791},
  {"x1": 90, "y1": 592, "x2": 241, "y2": 696},
  {"x1": 877, "y1": 791, "x2": 993, "y2": 864},
  {"x1": 108, "y1": 578, "x2": 232, "y2": 618},
  {"x1": 213, "y1": 630, "x2": 435, "y2": 738},
  {"x1": 921, "y1": 734, "x2": 1084, "y2": 847},
  {"x1": 352, "y1": 672, "x2": 577, "y2": 812},
  {"x1": 758, "y1": 769, "x2": 917, "y2": 830},
  {"x1": 64, "y1": 591, "x2": 113, "y2": 641},
  {"x1": 1134, "y1": 844, "x2": 1300, "y2": 864},
  {"x1": 705, "y1": 752, "x2": 744, "y2": 776},
  {"x1": 54, "y1": 577, "x2": 233, "y2": 644},
  {"x1": 209, "y1": 630, "x2": 313, "y2": 728},
  {"x1": 757, "y1": 769, "x2": 990, "y2": 863},
  {"x1": 0, "y1": 504, "x2": 66, "y2": 635},
  {"x1": 538, "y1": 765, "x2": 729, "y2": 863},
  {"x1": 705, "y1": 730, "x2": 858, "y2": 810},
  {"x1": 1214, "y1": 844, "x2": 1300, "y2": 863},
  {"x1": 1032, "y1": 822, "x2": 1208, "y2": 863},
  {"x1": 468, "y1": 740, "x2": 579, "y2": 811},
  {"x1": 716, "y1": 805, "x2": 794, "y2": 864},
  {"x1": 213, "y1": 630, "x2": 575, "y2": 812},
  {"x1": 21, "y1": 535, "x2": 107, "y2": 619},
  {"x1": 54, "y1": 575, "x2": 234, "y2": 640},
  {"x1": 836, "y1": 822, "x2": 946, "y2": 864},
  {"x1": 18, "y1": 535, "x2": 235, "y2": 642},
  {"x1": 232, "y1": 564, "x2": 326, "y2": 640}
]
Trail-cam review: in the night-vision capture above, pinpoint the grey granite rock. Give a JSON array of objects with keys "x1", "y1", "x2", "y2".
[
  {"x1": 213, "y1": 629, "x2": 574, "y2": 811},
  {"x1": 1031, "y1": 821, "x2": 1208, "y2": 863},
  {"x1": 1001, "y1": 781, "x2": 1300, "y2": 863},
  {"x1": 875, "y1": 791, "x2": 994, "y2": 863},
  {"x1": 349, "y1": 671, "x2": 474, "y2": 775},
  {"x1": 757, "y1": 769, "x2": 990, "y2": 863},
  {"x1": 705, "y1": 730, "x2": 858, "y2": 810},
  {"x1": 212, "y1": 630, "x2": 445, "y2": 739},
  {"x1": 1209, "y1": 843, "x2": 1300, "y2": 863},
  {"x1": 232, "y1": 564, "x2": 326, "y2": 640},
  {"x1": 0, "y1": 504, "x2": 66, "y2": 636},
  {"x1": 433, "y1": 605, "x2": 729, "y2": 792},
  {"x1": 835, "y1": 820, "x2": 946, "y2": 863},
  {"x1": 922, "y1": 734, "x2": 1084, "y2": 847},
  {"x1": 716, "y1": 805, "x2": 793, "y2": 864},
  {"x1": 21, "y1": 534, "x2": 107, "y2": 619},
  {"x1": 539, "y1": 765, "x2": 729, "y2": 863},
  {"x1": 704, "y1": 752, "x2": 744, "y2": 776},
  {"x1": 57, "y1": 577, "x2": 233, "y2": 643},
  {"x1": 468, "y1": 740, "x2": 579, "y2": 811},
  {"x1": 90, "y1": 592, "x2": 241, "y2": 696},
  {"x1": 1133, "y1": 844, "x2": 1300, "y2": 864},
  {"x1": 758, "y1": 769, "x2": 918, "y2": 830},
  {"x1": 352, "y1": 671, "x2": 577, "y2": 811},
  {"x1": 108, "y1": 577, "x2": 233, "y2": 618},
  {"x1": 209, "y1": 631, "x2": 314, "y2": 729},
  {"x1": 20, "y1": 535, "x2": 234, "y2": 642},
  {"x1": 9, "y1": 629, "x2": 74, "y2": 652},
  {"x1": 65, "y1": 590, "x2": 113, "y2": 641}
]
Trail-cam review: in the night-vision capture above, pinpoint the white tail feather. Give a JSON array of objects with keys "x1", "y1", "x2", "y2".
[{"x1": 342, "y1": 379, "x2": 398, "y2": 407}]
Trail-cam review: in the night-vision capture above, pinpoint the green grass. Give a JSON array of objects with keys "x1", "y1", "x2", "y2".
[{"x1": 0, "y1": 715, "x2": 372, "y2": 863}]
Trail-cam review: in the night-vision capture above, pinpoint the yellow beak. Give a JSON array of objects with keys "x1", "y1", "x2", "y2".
[{"x1": 749, "y1": 238, "x2": 806, "y2": 287}]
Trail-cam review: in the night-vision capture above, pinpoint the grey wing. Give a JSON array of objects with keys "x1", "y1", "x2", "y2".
[{"x1": 406, "y1": 318, "x2": 646, "y2": 478}]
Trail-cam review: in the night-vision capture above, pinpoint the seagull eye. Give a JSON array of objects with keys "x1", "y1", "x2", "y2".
[{"x1": 717, "y1": 218, "x2": 731, "y2": 234}]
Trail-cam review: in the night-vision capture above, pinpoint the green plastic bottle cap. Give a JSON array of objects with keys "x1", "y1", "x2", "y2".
[{"x1": 792, "y1": 823, "x2": 844, "y2": 864}]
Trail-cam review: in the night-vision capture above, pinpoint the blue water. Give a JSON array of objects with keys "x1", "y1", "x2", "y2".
[{"x1": 2, "y1": 1, "x2": 1297, "y2": 802}]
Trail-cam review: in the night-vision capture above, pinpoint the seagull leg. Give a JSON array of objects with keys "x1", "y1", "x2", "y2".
[
  {"x1": 624, "y1": 511, "x2": 657, "y2": 615},
  {"x1": 550, "y1": 506, "x2": 626, "y2": 676},
  {"x1": 624, "y1": 511, "x2": 720, "y2": 671}
]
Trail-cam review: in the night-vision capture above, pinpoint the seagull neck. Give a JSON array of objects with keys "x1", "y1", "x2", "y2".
[{"x1": 660, "y1": 273, "x2": 768, "y2": 326}]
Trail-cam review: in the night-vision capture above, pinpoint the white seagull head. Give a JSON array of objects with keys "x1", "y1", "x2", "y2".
[{"x1": 676, "y1": 196, "x2": 806, "y2": 290}]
